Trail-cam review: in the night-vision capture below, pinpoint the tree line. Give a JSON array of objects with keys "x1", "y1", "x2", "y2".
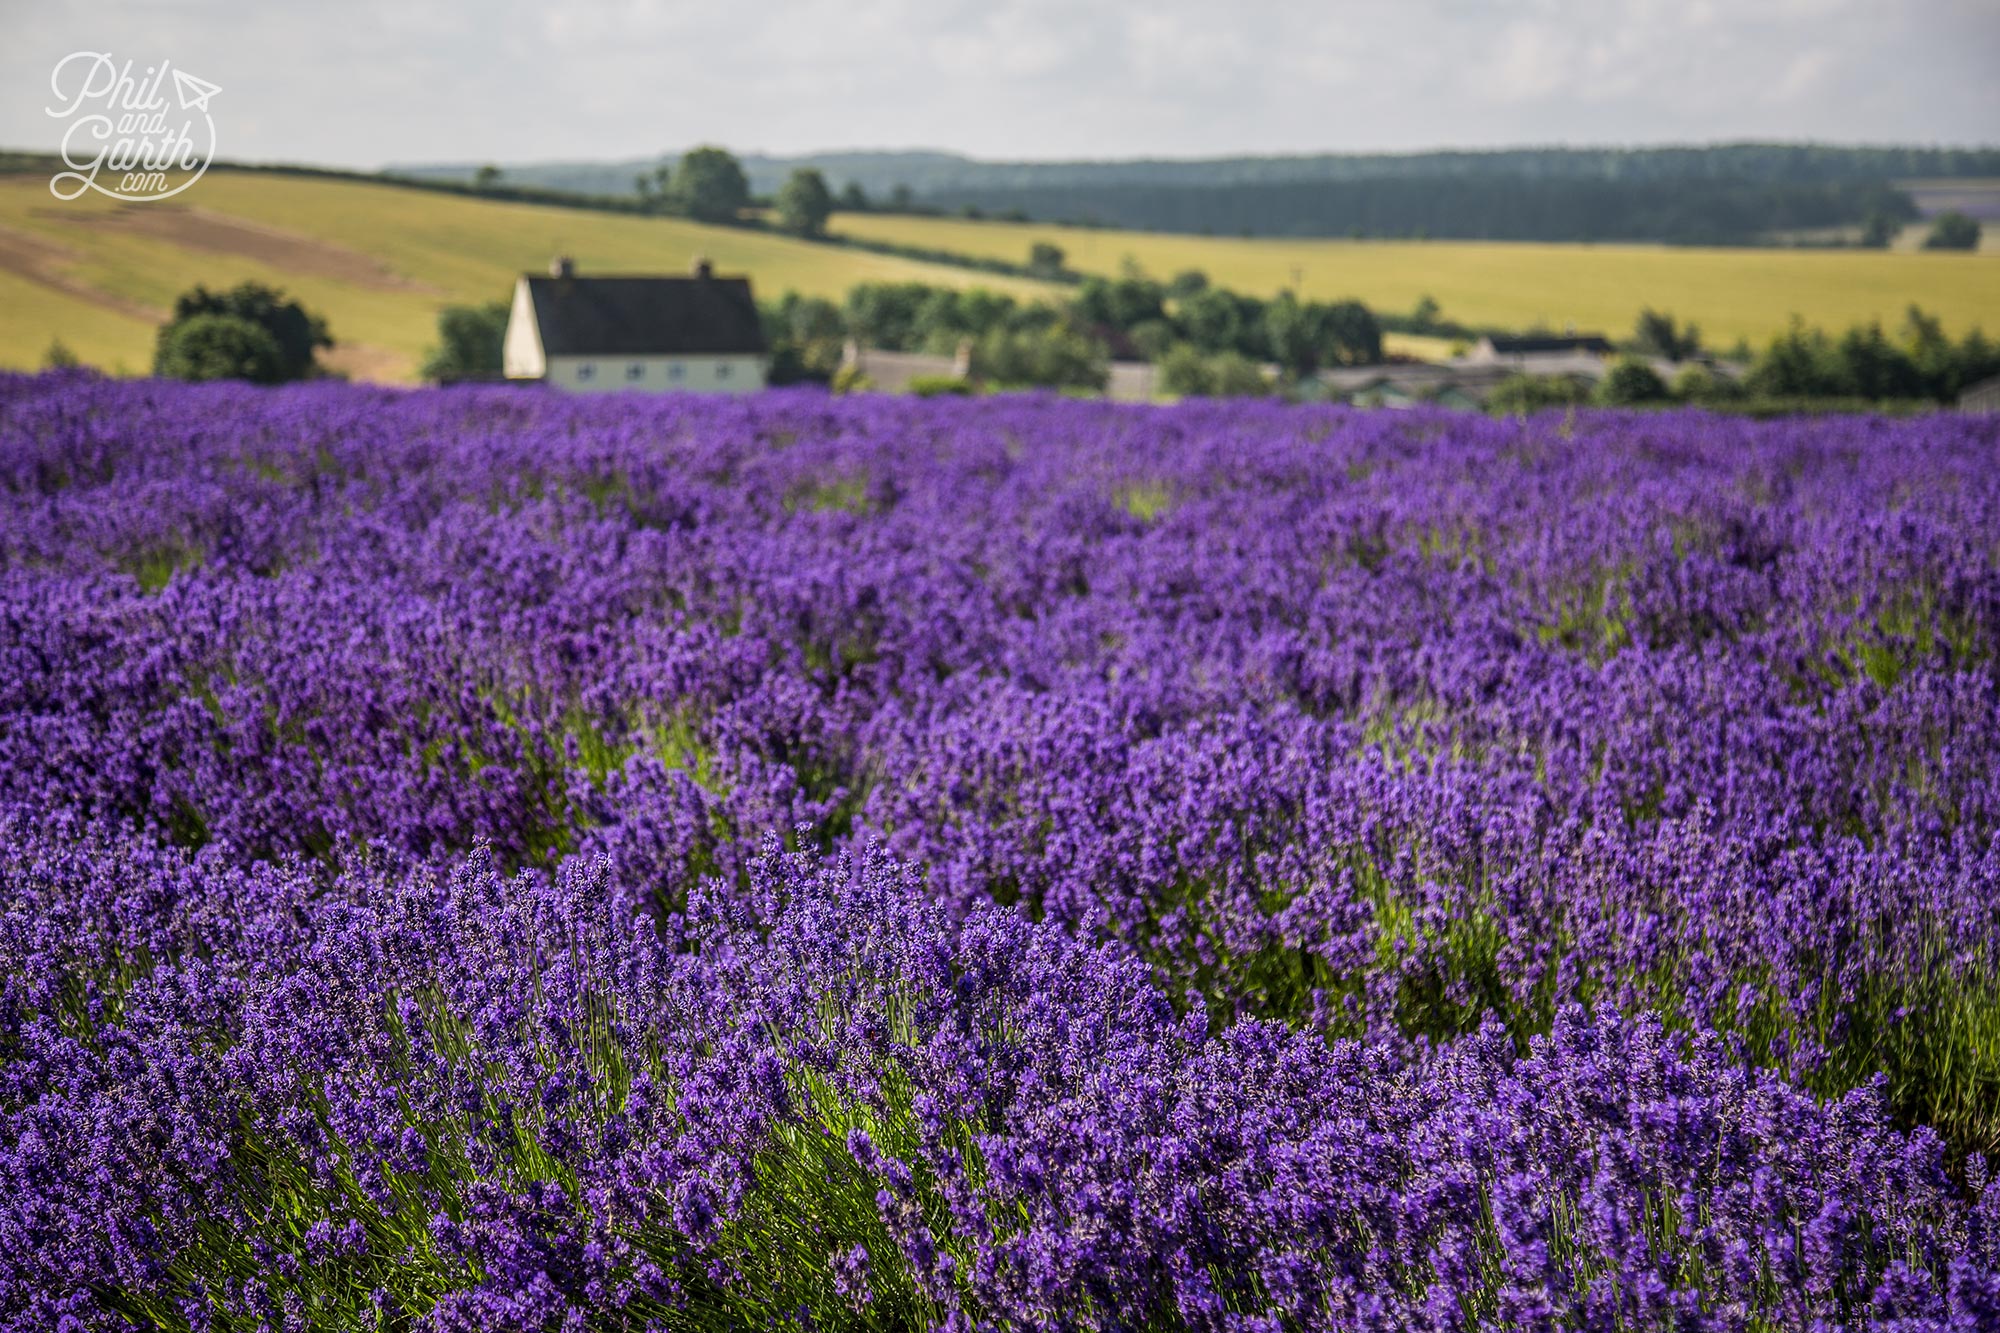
[
  {"x1": 760, "y1": 269, "x2": 1385, "y2": 393},
  {"x1": 401, "y1": 143, "x2": 2000, "y2": 199},
  {"x1": 116, "y1": 275, "x2": 1997, "y2": 419},
  {"x1": 1488, "y1": 305, "x2": 2000, "y2": 415},
  {"x1": 902, "y1": 178, "x2": 1923, "y2": 246}
]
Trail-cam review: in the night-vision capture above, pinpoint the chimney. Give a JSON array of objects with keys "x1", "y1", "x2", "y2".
[
  {"x1": 691, "y1": 255, "x2": 713, "y2": 280},
  {"x1": 550, "y1": 255, "x2": 575, "y2": 278}
]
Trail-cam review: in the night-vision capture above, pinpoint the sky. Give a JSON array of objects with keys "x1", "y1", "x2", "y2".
[{"x1": 4, "y1": 0, "x2": 1996, "y2": 169}]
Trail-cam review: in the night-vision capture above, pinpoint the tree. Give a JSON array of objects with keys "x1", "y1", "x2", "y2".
[
  {"x1": 1180, "y1": 288, "x2": 1251, "y2": 355},
  {"x1": 1127, "y1": 319, "x2": 1178, "y2": 362},
  {"x1": 1264, "y1": 293, "x2": 1317, "y2": 378},
  {"x1": 1158, "y1": 344, "x2": 1213, "y2": 397},
  {"x1": 1633, "y1": 308, "x2": 1701, "y2": 361},
  {"x1": 158, "y1": 283, "x2": 330, "y2": 382},
  {"x1": 420, "y1": 301, "x2": 510, "y2": 383},
  {"x1": 1410, "y1": 294, "x2": 1443, "y2": 330},
  {"x1": 1074, "y1": 275, "x2": 1165, "y2": 334},
  {"x1": 1265, "y1": 294, "x2": 1381, "y2": 377},
  {"x1": 1318, "y1": 299, "x2": 1382, "y2": 366},
  {"x1": 1860, "y1": 210, "x2": 1898, "y2": 248},
  {"x1": 775, "y1": 168, "x2": 835, "y2": 238},
  {"x1": 1670, "y1": 364, "x2": 1744, "y2": 404},
  {"x1": 671, "y1": 146, "x2": 750, "y2": 224},
  {"x1": 1745, "y1": 320, "x2": 1846, "y2": 398},
  {"x1": 473, "y1": 164, "x2": 503, "y2": 191},
  {"x1": 635, "y1": 163, "x2": 673, "y2": 213},
  {"x1": 154, "y1": 313, "x2": 287, "y2": 383},
  {"x1": 1833, "y1": 322, "x2": 1922, "y2": 399},
  {"x1": 1901, "y1": 303, "x2": 1955, "y2": 396},
  {"x1": 844, "y1": 282, "x2": 930, "y2": 351},
  {"x1": 1027, "y1": 242, "x2": 1067, "y2": 279},
  {"x1": 1159, "y1": 345, "x2": 1268, "y2": 399},
  {"x1": 43, "y1": 339, "x2": 81, "y2": 370},
  {"x1": 1594, "y1": 357, "x2": 1671, "y2": 406},
  {"x1": 1922, "y1": 211, "x2": 1981, "y2": 251},
  {"x1": 972, "y1": 323, "x2": 1107, "y2": 391},
  {"x1": 1166, "y1": 269, "x2": 1210, "y2": 300},
  {"x1": 1209, "y1": 351, "x2": 1269, "y2": 397},
  {"x1": 837, "y1": 182, "x2": 871, "y2": 213}
]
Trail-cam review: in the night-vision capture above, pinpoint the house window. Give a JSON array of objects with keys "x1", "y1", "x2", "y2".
[
  {"x1": 576, "y1": 363, "x2": 595, "y2": 382},
  {"x1": 626, "y1": 363, "x2": 644, "y2": 381},
  {"x1": 716, "y1": 362, "x2": 732, "y2": 380},
  {"x1": 668, "y1": 363, "x2": 684, "y2": 381}
]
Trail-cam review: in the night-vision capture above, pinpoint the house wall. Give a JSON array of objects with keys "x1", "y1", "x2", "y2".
[
  {"x1": 544, "y1": 355, "x2": 767, "y2": 394},
  {"x1": 502, "y1": 278, "x2": 544, "y2": 380}
]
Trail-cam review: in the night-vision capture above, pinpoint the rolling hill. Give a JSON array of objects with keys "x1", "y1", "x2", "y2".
[
  {"x1": 3, "y1": 166, "x2": 1995, "y2": 383},
  {"x1": 0, "y1": 170, "x2": 1054, "y2": 381},
  {"x1": 833, "y1": 213, "x2": 2000, "y2": 349}
]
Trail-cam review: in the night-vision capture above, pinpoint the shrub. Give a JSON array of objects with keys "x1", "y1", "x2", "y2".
[
  {"x1": 907, "y1": 374, "x2": 972, "y2": 398},
  {"x1": 1160, "y1": 345, "x2": 1268, "y2": 399},
  {"x1": 152, "y1": 313, "x2": 288, "y2": 384},
  {"x1": 1158, "y1": 343, "x2": 1214, "y2": 397},
  {"x1": 1670, "y1": 363, "x2": 1746, "y2": 403},
  {"x1": 1486, "y1": 372, "x2": 1592, "y2": 415},
  {"x1": 158, "y1": 282, "x2": 330, "y2": 382},
  {"x1": 971, "y1": 324, "x2": 1107, "y2": 391},
  {"x1": 1208, "y1": 350, "x2": 1270, "y2": 397},
  {"x1": 1923, "y1": 211, "x2": 1982, "y2": 251},
  {"x1": 1594, "y1": 356, "x2": 1672, "y2": 406},
  {"x1": 420, "y1": 301, "x2": 510, "y2": 383}
]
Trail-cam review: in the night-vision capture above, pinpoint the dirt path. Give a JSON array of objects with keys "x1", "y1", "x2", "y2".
[
  {"x1": 39, "y1": 203, "x2": 446, "y2": 294},
  {"x1": 0, "y1": 224, "x2": 164, "y2": 321}
]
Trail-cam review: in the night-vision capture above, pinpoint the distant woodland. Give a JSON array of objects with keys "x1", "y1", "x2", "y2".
[{"x1": 397, "y1": 143, "x2": 2000, "y2": 246}]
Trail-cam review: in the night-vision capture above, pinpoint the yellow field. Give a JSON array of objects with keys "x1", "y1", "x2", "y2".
[
  {"x1": 0, "y1": 171, "x2": 1054, "y2": 381},
  {"x1": 834, "y1": 214, "x2": 2000, "y2": 348}
]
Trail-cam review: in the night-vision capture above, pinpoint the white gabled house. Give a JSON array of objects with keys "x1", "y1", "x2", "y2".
[{"x1": 503, "y1": 256, "x2": 768, "y2": 393}]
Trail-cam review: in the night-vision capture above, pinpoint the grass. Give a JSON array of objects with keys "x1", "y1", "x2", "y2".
[
  {"x1": 1382, "y1": 331, "x2": 1463, "y2": 362},
  {"x1": 831, "y1": 213, "x2": 2000, "y2": 349},
  {"x1": 0, "y1": 171, "x2": 1056, "y2": 382}
]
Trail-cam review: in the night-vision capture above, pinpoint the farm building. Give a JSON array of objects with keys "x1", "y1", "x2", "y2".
[
  {"x1": 1318, "y1": 362, "x2": 1520, "y2": 409},
  {"x1": 838, "y1": 341, "x2": 970, "y2": 394},
  {"x1": 1962, "y1": 374, "x2": 2000, "y2": 413},
  {"x1": 1466, "y1": 333, "x2": 1614, "y2": 374},
  {"x1": 504, "y1": 257, "x2": 767, "y2": 393}
]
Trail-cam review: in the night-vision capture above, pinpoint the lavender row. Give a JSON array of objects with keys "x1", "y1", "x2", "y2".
[
  {"x1": 4, "y1": 817, "x2": 1997, "y2": 1328},
  {"x1": 3, "y1": 372, "x2": 2000, "y2": 1325}
]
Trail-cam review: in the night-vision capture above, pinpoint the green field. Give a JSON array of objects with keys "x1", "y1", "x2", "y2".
[
  {"x1": 0, "y1": 171, "x2": 1054, "y2": 381},
  {"x1": 834, "y1": 213, "x2": 2000, "y2": 348}
]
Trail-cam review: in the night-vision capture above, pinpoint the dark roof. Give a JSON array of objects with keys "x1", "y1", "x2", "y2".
[
  {"x1": 524, "y1": 274, "x2": 766, "y2": 357},
  {"x1": 1483, "y1": 334, "x2": 1613, "y2": 355}
]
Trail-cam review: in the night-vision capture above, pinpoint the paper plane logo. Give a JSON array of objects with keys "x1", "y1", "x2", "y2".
[
  {"x1": 172, "y1": 70, "x2": 222, "y2": 114},
  {"x1": 46, "y1": 53, "x2": 221, "y2": 202}
]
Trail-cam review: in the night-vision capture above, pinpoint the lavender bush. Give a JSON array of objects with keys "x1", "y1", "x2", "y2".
[{"x1": 2, "y1": 371, "x2": 1998, "y2": 1329}]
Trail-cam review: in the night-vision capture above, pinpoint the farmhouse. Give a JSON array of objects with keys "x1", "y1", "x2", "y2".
[
  {"x1": 503, "y1": 257, "x2": 767, "y2": 393},
  {"x1": 1466, "y1": 333, "x2": 1615, "y2": 374},
  {"x1": 1962, "y1": 374, "x2": 2000, "y2": 413}
]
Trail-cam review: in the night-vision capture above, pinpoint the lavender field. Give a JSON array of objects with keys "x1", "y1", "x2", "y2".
[{"x1": 3, "y1": 373, "x2": 1999, "y2": 1330}]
